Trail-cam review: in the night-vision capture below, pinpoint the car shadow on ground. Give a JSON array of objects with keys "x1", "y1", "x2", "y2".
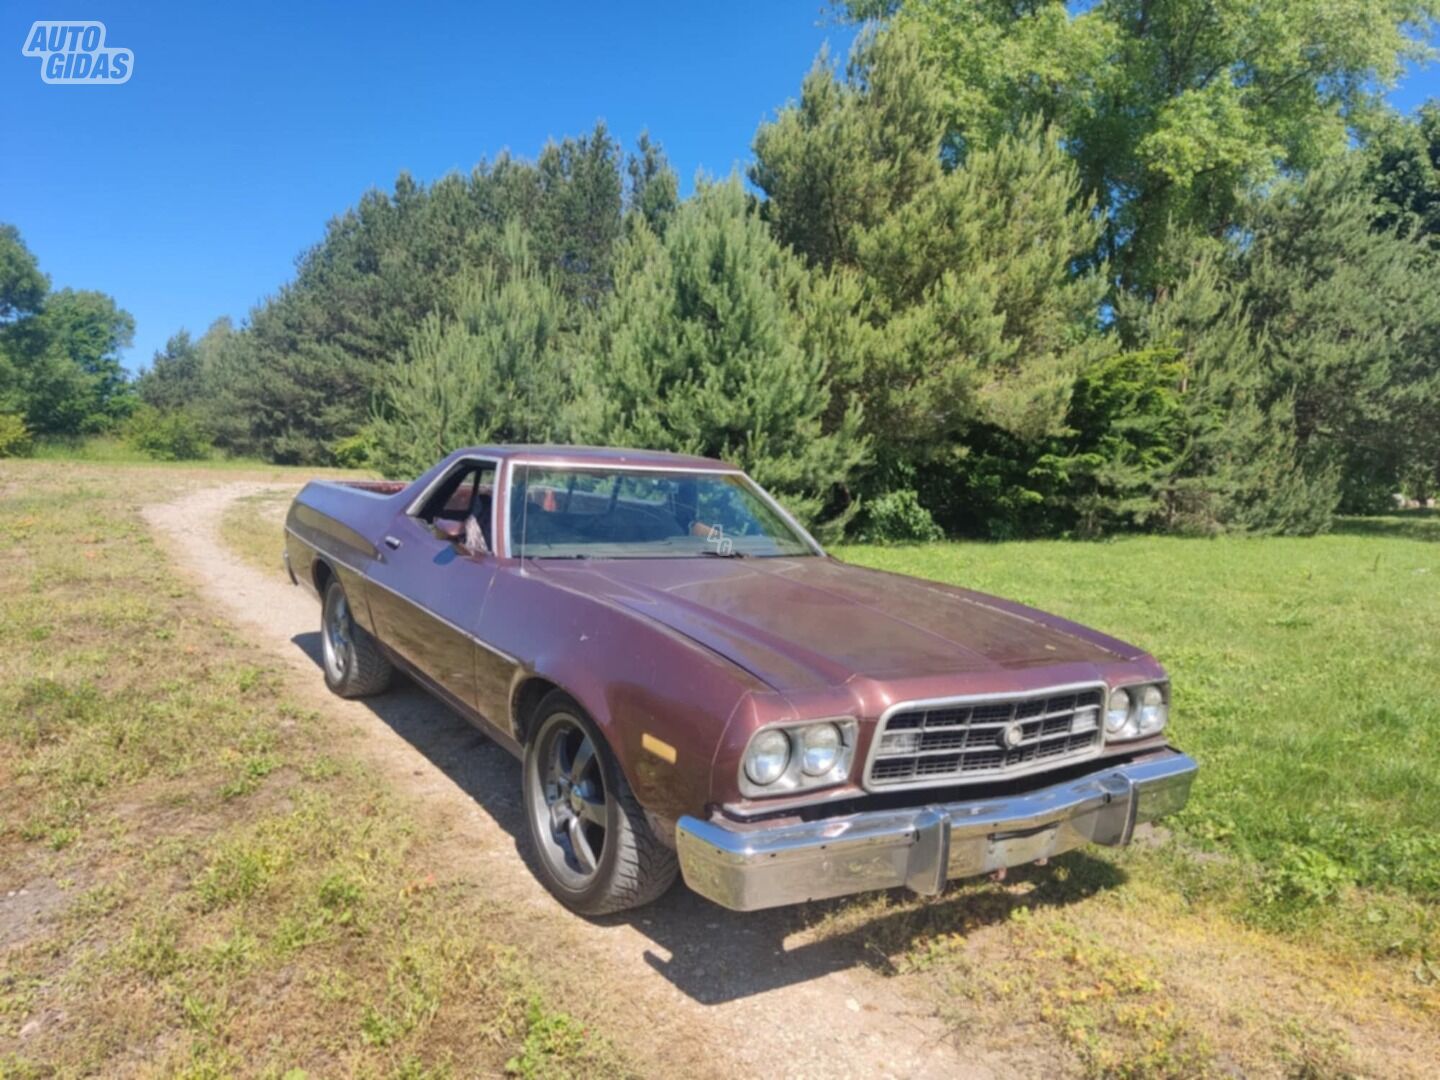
[{"x1": 292, "y1": 630, "x2": 1126, "y2": 1006}]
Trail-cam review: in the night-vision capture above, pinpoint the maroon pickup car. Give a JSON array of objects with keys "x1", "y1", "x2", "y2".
[{"x1": 284, "y1": 446, "x2": 1196, "y2": 915}]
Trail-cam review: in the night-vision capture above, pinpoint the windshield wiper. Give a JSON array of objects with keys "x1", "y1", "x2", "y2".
[{"x1": 699, "y1": 548, "x2": 746, "y2": 558}]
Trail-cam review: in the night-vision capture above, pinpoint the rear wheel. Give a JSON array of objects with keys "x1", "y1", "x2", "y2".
[
  {"x1": 321, "y1": 578, "x2": 393, "y2": 698},
  {"x1": 522, "y1": 692, "x2": 677, "y2": 914}
]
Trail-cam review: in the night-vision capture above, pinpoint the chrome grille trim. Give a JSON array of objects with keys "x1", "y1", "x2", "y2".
[{"x1": 862, "y1": 682, "x2": 1107, "y2": 792}]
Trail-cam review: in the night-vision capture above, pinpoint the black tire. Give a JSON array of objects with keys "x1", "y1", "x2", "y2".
[
  {"x1": 522, "y1": 691, "x2": 678, "y2": 915},
  {"x1": 320, "y1": 578, "x2": 394, "y2": 698}
]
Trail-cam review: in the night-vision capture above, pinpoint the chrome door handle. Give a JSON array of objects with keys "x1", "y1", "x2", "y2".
[{"x1": 383, "y1": 535, "x2": 402, "y2": 550}]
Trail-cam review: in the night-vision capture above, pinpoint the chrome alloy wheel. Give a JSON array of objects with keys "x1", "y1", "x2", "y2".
[
  {"x1": 529, "y1": 713, "x2": 609, "y2": 888},
  {"x1": 322, "y1": 585, "x2": 354, "y2": 683}
]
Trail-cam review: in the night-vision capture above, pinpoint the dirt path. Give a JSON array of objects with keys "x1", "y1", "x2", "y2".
[{"x1": 145, "y1": 483, "x2": 996, "y2": 1080}]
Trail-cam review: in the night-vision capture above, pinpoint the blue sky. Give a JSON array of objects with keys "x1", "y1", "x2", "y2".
[
  {"x1": 1, "y1": 2, "x2": 858, "y2": 371},
  {"x1": 1, "y1": 3, "x2": 1435, "y2": 373}
]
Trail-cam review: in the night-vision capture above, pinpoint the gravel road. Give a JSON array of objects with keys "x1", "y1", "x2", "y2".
[{"x1": 144, "y1": 482, "x2": 1001, "y2": 1080}]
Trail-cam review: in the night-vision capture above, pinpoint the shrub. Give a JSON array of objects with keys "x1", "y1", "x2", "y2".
[
  {"x1": 0, "y1": 413, "x2": 33, "y2": 457},
  {"x1": 856, "y1": 488, "x2": 943, "y2": 543},
  {"x1": 331, "y1": 429, "x2": 377, "y2": 470},
  {"x1": 125, "y1": 405, "x2": 212, "y2": 461}
]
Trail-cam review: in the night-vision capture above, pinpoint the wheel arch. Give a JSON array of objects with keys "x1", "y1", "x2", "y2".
[
  {"x1": 511, "y1": 675, "x2": 564, "y2": 746},
  {"x1": 482, "y1": 568, "x2": 766, "y2": 821},
  {"x1": 309, "y1": 556, "x2": 381, "y2": 636},
  {"x1": 509, "y1": 673, "x2": 640, "y2": 799},
  {"x1": 312, "y1": 557, "x2": 336, "y2": 597}
]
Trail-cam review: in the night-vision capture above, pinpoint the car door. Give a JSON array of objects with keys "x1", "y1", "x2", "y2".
[{"x1": 365, "y1": 458, "x2": 499, "y2": 713}]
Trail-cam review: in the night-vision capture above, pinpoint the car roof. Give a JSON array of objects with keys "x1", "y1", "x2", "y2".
[{"x1": 454, "y1": 444, "x2": 741, "y2": 472}]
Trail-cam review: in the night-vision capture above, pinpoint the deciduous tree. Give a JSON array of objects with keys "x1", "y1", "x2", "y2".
[{"x1": 865, "y1": 0, "x2": 1440, "y2": 291}]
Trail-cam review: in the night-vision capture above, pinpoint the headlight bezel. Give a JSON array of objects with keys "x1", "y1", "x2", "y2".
[
  {"x1": 1104, "y1": 681, "x2": 1169, "y2": 743},
  {"x1": 738, "y1": 718, "x2": 858, "y2": 797}
]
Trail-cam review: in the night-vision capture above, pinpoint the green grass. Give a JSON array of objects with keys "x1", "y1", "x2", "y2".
[
  {"x1": 837, "y1": 514, "x2": 1440, "y2": 926},
  {"x1": 811, "y1": 517, "x2": 1440, "y2": 1076},
  {"x1": 5, "y1": 455, "x2": 1435, "y2": 1077},
  {"x1": 0, "y1": 460, "x2": 632, "y2": 1077},
  {"x1": 27, "y1": 434, "x2": 254, "y2": 468},
  {"x1": 221, "y1": 488, "x2": 295, "y2": 575},
  {"x1": 26, "y1": 434, "x2": 379, "y2": 475}
]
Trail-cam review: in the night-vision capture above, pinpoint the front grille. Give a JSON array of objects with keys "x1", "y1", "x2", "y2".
[{"x1": 864, "y1": 684, "x2": 1106, "y2": 790}]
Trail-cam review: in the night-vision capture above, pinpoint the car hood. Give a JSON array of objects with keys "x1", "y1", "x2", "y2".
[{"x1": 541, "y1": 556, "x2": 1139, "y2": 692}]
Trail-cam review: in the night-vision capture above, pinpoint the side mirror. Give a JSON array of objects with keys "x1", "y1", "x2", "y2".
[
  {"x1": 432, "y1": 517, "x2": 490, "y2": 556},
  {"x1": 433, "y1": 519, "x2": 465, "y2": 543}
]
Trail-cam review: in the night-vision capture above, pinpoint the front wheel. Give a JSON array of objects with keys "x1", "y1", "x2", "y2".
[
  {"x1": 321, "y1": 578, "x2": 393, "y2": 698},
  {"x1": 522, "y1": 693, "x2": 677, "y2": 915}
]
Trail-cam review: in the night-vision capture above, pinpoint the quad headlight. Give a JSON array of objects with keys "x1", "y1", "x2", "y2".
[
  {"x1": 1106, "y1": 688, "x2": 1133, "y2": 736},
  {"x1": 742, "y1": 729, "x2": 790, "y2": 785},
  {"x1": 1105, "y1": 683, "x2": 1168, "y2": 742},
  {"x1": 740, "y1": 719, "x2": 857, "y2": 796},
  {"x1": 800, "y1": 723, "x2": 843, "y2": 776},
  {"x1": 1137, "y1": 684, "x2": 1168, "y2": 735}
]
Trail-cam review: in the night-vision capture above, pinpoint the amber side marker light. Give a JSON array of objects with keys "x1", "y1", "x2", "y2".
[{"x1": 642, "y1": 733, "x2": 677, "y2": 764}]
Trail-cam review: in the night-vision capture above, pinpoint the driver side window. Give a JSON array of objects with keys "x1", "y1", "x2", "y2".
[{"x1": 416, "y1": 461, "x2": 497, "y2": 550}]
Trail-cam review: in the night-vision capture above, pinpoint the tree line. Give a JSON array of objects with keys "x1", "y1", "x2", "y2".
[
  {"x1": 0, "y1": 224, "x2": 134, "y2": 456},
  {"x1": 5, "y1": 0, "x2": 1439, "y2": 539}
]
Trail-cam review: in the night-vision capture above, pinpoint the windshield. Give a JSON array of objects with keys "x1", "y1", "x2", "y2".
[{"x1": 509, "y1": 466, "x2": 816, "y2": 559}]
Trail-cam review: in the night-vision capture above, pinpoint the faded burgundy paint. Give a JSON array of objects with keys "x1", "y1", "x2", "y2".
[{"x1": 285, "y1": 446, "x2": 1171, "y2": 825}]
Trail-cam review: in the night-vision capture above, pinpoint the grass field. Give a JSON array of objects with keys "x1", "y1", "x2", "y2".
[
  {"x1": 227, "y1": 495, "x2": 1440, "y2": 954},
  {"x1": 0, "y1": 462, "x2": 631, "y2": 1078},
  {"x1": 837, "y1": 523, "x2": 1440, "y2": 941},
  {"x1": 220, "y1": 489, "x2": 294, "y2": 574},
  {"x1": 4, "y1": 458, "x2": 1438, "y2": 1078},
  {"x1": 825, "y1": 526, "x2": 1440, "y2": 1075},
  {"x1": 26, "y1": 436, "x2": 281, "y2": 471}
]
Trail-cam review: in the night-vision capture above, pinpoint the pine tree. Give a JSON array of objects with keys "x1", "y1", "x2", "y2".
[
  {"x1": 853, "y1": 122, "x2": 1110, "y2": 535},
  {"x1": 1120, "y1": 246, "x2": 1338, "y2": 535},
  {"x1": 215, "y1": 126, "x2": 629, "y2": 462},
  {"x1": 136, "y1": 331, "x2": 203, "y2": 412},
  {"x1": 753, "y1": 33, "x2": 1111, "y2": 535},
  {"x1": 369, "y1": 224, "x2": 586, "y2": 477},
  {"x1": 751, "y1": 27, "x2": 946, "y2": 269},
  {"x1": 593, "y1": 179, "x2": 868, "y2": 527},
  {"x1": 1044, "y1": 347, "x2": 1188, "y2": 536},
  {"x1": 858, "y1": 119, "x2": 1108, "y2": 444},
  {"x1": 626, "y1": 132, "x2": 679, "y2": 236},
  {"x1": 1240, "y1": 163, "x2": 1440, "y2": 512}
]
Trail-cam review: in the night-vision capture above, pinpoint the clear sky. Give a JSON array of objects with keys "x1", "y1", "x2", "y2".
[{"x1": 1, "y1": 3, "x2": 1434, "y2": 373}]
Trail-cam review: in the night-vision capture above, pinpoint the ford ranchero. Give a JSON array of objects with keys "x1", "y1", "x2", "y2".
[{"x1": 284, "y1": 446, "x2": 1197, "y2": 915}]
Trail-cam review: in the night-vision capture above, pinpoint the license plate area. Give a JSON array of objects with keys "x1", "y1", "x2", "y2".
[
  {"x1": 948, "y1": 822, "x2": 1063, "y2": 878},
  {"x1": 990, "y1": 824, "x2": 1060, "y2": 865}
]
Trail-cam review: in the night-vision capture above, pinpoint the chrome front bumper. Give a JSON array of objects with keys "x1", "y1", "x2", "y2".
[{"x1": 676, "y1": 750, "x2": 1197, "y2": 911}]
